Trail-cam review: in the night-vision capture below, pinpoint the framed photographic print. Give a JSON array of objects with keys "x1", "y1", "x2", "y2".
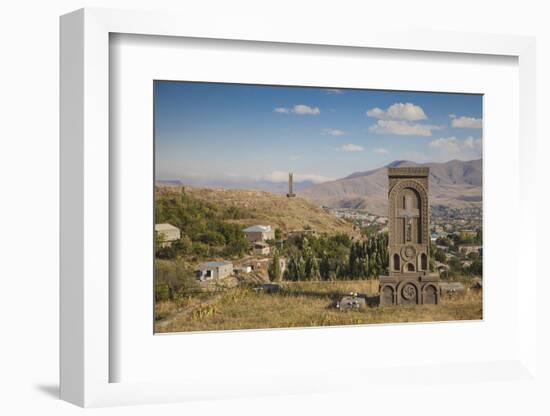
[
  {"x1": 152, "y1": 81, "x2": 484, "y2": 334},
  {"x1": 60, "y1": 8, "x2": 539, "y2": 408}
]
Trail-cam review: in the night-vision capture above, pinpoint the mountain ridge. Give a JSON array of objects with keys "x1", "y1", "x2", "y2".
[{"x1": 299, "y1": 159, "x2": 482, "y2": 216}]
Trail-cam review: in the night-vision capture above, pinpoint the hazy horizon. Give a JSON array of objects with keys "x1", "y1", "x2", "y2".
[{"x1": 156, "y1": 157, "x2": 483, "y2": 195}]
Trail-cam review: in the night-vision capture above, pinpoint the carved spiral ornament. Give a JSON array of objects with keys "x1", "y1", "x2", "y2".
[
  {"x1": 401, "y1": 245, "x2": 416, "y2": 260},
  {"x1": 402, "y1": 283, "x2": 417, "y2": 300}
]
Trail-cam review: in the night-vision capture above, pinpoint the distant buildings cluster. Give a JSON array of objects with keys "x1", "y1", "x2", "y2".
[
  {"x1": 155, "y1": 222, "x2": 281, "y2": 282},
  {"x1": 327, "y1": 207, "x2": 388, "y2": 231}
]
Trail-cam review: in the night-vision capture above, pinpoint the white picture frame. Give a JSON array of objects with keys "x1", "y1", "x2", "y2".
[{"x1": 60, "y1": 7, "x2": 538, "y2": 408}]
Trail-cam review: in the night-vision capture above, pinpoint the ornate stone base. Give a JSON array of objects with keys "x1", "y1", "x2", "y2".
[{"x1": 379, "y1": 272, "x2": 440, "y2": 306}]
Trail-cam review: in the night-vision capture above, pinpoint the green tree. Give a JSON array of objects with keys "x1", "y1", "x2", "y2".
[
  {"x1": 307, "y1": 255, "x2": 320, "y2": 280},
  {"x1": 319, "y1": 252, "x2": 331, "y2": 280},
  {"x1": 434, "y1": 249, "x2": 446, "y2": 263},
  {"x1": 268, "y1": 250, "x2": 282, "y2": 282},
  {"x1": 283, "y1": 249, "x2": 306, "y2": 281},
  {"x1": 474, "y1": 228, "x2": 482, "y2": 244},
  {"x1": 468, "y1": 258, "x2": 482, "y2": 276},
  {"x1": 154, "y1": 259, "x2": 197, "y2": 301}
]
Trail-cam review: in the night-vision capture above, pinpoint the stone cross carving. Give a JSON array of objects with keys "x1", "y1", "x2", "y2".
[{"x1": 397, "y1": 196, "x2": 419, "y2": 242}]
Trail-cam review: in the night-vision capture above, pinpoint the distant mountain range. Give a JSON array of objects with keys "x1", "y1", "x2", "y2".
[
  {"x1": 299, "y1": 159, "x2": 482, "y2": 216},
  {"x1": 157, "y1": 159, "x2": 482, "y2": 216}
]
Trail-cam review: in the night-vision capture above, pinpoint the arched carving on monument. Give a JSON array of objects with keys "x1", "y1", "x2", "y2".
[
  {"x1": 404, "y1": 262, "x2": 415, "y2": 272},
  {"x1": 381, "y1": 285, "x2": 394, "y2": 305},
  {"x1": 420, "y1": 253, "x2": 428, "y2": 270},
  {"x1": 388, "y1": 179, "x2": 428, "y2": 245},
  {"x1": 393, "y1": 253, "x2": 400, "y2": 271},
  {"x1": 423, "y1": 284, "x2": 438, "y2": 304}
]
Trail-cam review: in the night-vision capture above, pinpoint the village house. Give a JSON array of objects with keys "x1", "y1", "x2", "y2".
[
  {"x1": 457, "y1": 244, "x2": 482, "y2": 255},
  {"x1": 462, "y1": 260, "x2": 473, "y2": 268},
  {"x1": 253, "y1": 241, "x2": 270, "y2": 255},
  {"x1": 244, "y1": 258, "x2": 270, "y2": 279},
  {"x1": 195, "y1": 261, "x2": 233, "y2": 282},
  {"x1": 243, "y1": 225, "x2": 275, "y2": 243},
  {"x1": 154, "y1": 223, "x2": 181, "y2": 247},
  {"x1": 244, "y1": 257, "x2": 287, "y2": 280},
  {"x1": 461, "y1": 229, "x2": 477, "y2": 238},
  {"x1": 236, "y1": 265, "x2": 252, "y2": 274},
  {"x1": 431, "y1": 231, "x2": 448, "y2": 242},
  {"x1": 434, "y1": 261, "x2": 450, "y2": 277}
]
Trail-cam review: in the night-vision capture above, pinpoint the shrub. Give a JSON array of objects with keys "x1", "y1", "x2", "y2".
[{"x1": 154, "y1": 259, "x2": 198, "y2": 301}]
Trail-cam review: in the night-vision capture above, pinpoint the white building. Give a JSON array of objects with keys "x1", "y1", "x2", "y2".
[
  {"x1": 253, "y1": 242, "x2": 270, "y2": 255},
  {"x1": 458, "y1": 244, "x2": 482, "y2": 255},
  {"x1": 243, "y1": 225, "x2": 275, "y2": 243},
  {"x1": 155, "y1": 223, "x2": 181, "y2": 247},
  {"x1": 196, "y1": 261, "x2": 233, "y2": 282}
]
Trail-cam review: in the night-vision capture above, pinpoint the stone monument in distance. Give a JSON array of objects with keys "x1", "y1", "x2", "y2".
[{"x1": 379, "y1": 167, "x2": 440, "y2": 305}]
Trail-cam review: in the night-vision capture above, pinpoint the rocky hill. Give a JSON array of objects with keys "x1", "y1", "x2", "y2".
[{"x1": 299, "y1": 159, "x2": 482, "y2": 216}]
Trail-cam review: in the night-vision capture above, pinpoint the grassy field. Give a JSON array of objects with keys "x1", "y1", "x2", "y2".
[{"x1": 155, "y1": 279, "x2": 482, "y2": 333}]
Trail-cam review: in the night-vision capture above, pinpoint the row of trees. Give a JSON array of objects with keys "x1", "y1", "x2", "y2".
[{"x1": 268, "y1": 232, "x2": 389, "y2": 281}]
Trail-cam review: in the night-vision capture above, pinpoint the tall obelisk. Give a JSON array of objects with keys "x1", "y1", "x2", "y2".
[{"x1": 286, "y1": 172, "x2": 296, "y2": 198}]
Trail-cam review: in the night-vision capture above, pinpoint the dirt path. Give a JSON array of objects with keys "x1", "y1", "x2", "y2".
[{"x1": 155, "y1": 291, "x2": 225, "y2": 332}]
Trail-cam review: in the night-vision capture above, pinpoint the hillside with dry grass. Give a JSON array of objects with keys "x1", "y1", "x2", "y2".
[
  {"x1": 155, "y1": 280, "x2": 482, "y2": 333},
  {"x1": 159, "y1": 185, "x2": 361, "y2": 238}
]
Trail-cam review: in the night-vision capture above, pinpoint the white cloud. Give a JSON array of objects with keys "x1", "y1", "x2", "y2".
[
  {"x1": 450, "y1": 115, "x2": 482, "y2": 128},
  {"x1": 274, "y1": 107, "x2": 290, "y2": 113},
  {"x1": 326, "y1": 89, "x2": 343, "y2": 95},
  {"x1": 293, "y1": 104, "x2": 320, "y2": 115},
  {"x1": 263, "y1": 171, "x2": 331, "y2": 184},
  {"x1": 373, "y1": 148, "x2": 389, "y2": 154},
  {"x1": 322, "y1": 128, "x2": 347, "y2": 136},
  {"x1": 366, "y1": 107, "x2": 386, "y2": 119},
  {"x1": 369, "y1": 120, "x2": 441, "y2": 136},
  {"x1": 366, "y1": 103, "x2": 436, "y2": 136},
  {"x1": 274, "y1": 104, "x2": 320, "y2": 115},
  {"x1": 449, "y1": 114, "x2": 457, "y2": 119},
  {"x1": 429, "y1": 136, "x2": 482, "y2": 159},
  {"x1": 463, "y1": 136, "x2": 478, "y2": 149},
  {"x1": 429, "y1": 137, "x2": 462, "y2": 152},
  {"x1": 366, "y1": 102, "x2": 427, "y2": 121},
  {"x1": 340, "y1": 143, "x2": 364, "y2": 152}
]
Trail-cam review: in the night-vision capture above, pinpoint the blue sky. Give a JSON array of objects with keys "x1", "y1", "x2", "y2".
[{"x1": 155, "y1": 81, "x2": 482, "y2": 185}]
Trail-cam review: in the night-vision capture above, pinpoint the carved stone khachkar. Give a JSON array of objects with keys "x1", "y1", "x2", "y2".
[{"x1": 379, "y1": 167, "x2": 440, "y2": 305}]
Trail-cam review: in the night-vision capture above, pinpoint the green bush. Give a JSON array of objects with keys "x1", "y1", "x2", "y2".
[{"x1": 154, "y1": 259, "x2": 198, "y2": 301}]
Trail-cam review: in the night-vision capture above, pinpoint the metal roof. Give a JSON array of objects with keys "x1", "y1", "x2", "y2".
[
  {"x1": 198, "y1": 261, "x2": 233, "y2": 269},
  {"x1": 243, "y1": 225, "x2": 271, "y2": 233},
  {"x1": 155, "y1": 223, "x2": 179, "y2": 231}
]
